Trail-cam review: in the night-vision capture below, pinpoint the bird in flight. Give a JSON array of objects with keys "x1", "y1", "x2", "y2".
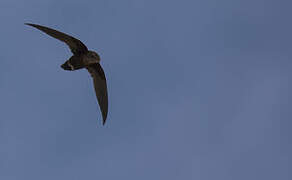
[{"x1": 26, "y1": 23, "x2": 108, "y2": 125}]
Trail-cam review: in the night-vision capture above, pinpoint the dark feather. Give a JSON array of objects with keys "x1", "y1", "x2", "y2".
[
  {"x1": 25, "y1": 23, "x2": 88, "y2": 55},
  {"x1": 86, "y1": 63, "x2": 108, "y2": 125}
]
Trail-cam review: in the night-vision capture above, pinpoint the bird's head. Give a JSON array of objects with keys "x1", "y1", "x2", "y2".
[{"x1": 88, "y1": 51, "x2": 100, "y2": 62}]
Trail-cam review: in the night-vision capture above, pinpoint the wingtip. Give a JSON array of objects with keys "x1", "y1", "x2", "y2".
[
  {"x1": 102, "y1": 111, "x2": 108, "y2": 126},
  {"x1": 25, "y1": 23, "x2": 39, "y2": 28},
  {"x1": 25, "y1": 23, "x2": 35, "y2": 27}
]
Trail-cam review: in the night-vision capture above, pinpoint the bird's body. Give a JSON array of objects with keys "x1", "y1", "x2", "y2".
[
  {"x1": 26, "y1": 23, "x2": 108, "y2": 125},
  {"x1": 61, "y1": 51, "x2": 100, "y2": 71}
]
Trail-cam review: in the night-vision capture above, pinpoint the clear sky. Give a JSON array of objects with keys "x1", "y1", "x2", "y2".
[{"x1": 0, "y1": 0, "x2": 291, "y2": 179}]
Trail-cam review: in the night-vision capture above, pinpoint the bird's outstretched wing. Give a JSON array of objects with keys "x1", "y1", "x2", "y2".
[
  {"x1": 25, "y1": 23, "x2": 88, "y2": 56},
  {"x1": 86, "y1": 63, "x2": 108, "y2": 125}
]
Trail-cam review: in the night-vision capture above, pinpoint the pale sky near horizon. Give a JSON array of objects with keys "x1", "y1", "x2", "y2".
[{"x1": 0, "y1": 0, "x2": 291, "y2": 179}]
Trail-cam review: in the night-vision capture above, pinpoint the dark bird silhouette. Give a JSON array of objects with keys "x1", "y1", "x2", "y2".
[{"x1": 25, "y1": 23, "x2": 108, "y2": 125}]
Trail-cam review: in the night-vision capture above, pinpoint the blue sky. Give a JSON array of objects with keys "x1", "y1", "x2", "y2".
[{"x1": 0, "y1": 0, "x2": 291, "y2": 179}]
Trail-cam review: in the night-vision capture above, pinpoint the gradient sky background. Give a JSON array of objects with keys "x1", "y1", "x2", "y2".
[{"x1": 0, "y1": 0, "x2": 291, "y2": 179}]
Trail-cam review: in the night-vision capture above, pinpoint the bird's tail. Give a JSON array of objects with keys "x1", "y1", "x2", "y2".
[{"x1": 61, "y1": 56, "x2": 85, "y2": 71}]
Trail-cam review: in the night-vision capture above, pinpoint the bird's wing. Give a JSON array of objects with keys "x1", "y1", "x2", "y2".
[
  {"x1": 25, "y1": 23, "x2": 88, "y2": 55},
  {"x1": 86, "y1": 63, "x2": 108, "y2": 125}
]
